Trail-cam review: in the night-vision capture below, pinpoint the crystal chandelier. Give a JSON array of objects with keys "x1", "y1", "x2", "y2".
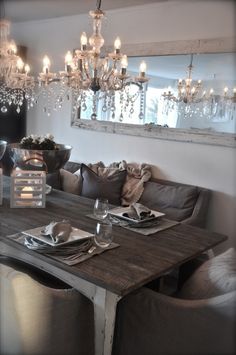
[
  {"x1": 201, "y1": 86, "x2": 236, "y2": 120},
  {"x1": 161, "y1": 54, "x2": 236, "y2": 121},
  {"x1": 162, "y1": 54, "x2": 204, "y2": 117},
  {"x1": 0, "y1": 19, "x2": 35, "y2": 113},
  {"x1": 38, "y1": 0, "x2": 149, "y2": 121}
]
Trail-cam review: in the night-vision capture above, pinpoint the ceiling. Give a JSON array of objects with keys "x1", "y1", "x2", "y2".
[{"x1": 3, "y1": 0, "x2": 169, "y2": 23}]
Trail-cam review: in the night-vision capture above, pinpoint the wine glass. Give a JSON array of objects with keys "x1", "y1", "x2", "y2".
[
  {"x1": 0, "y1": 140, "x2": 7, "y2": 161},
  {"x1": 93, "y1": 198, "x2": 109, "y2": 220},
  {"x1": 94, "y1": 220, "x2": 113, "y2": 248}
]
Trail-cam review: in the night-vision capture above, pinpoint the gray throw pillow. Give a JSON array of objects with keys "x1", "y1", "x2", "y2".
[
  {"x1": 139, "y1": 181, "x2": 198, "y2": 221},
  {"x1": 80, "y1": 164, "x2": 127, "y2": 205},
  {"x1": 178, "y1": 248, "x2": 236, "y2": 299}
]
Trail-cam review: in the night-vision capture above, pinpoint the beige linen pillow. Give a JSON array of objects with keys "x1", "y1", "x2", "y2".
[
  {"x1": 98, "y1": 160, "x2": 152, "y2": 206},
  {"x1": 60, "y1": 162, "x2": 105, "y2": 195},
  {"x1": 60, "y1": 168, "x2": 82, "y2": 194},
  {"x1": 179, "y1": 248, "x2": 236, "y2": 299}
]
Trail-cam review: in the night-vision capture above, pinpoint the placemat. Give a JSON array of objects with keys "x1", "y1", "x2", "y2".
[
  {"x1": 86, "y1": 214, "x2": 179, "y2": 235},
  {"x1": 7, "y1": 233, "x2": 119, "y2": 266}
]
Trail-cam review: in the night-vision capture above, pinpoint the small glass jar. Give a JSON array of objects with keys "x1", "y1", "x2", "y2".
[{"x1": 94, "y1": 219, "x2": 113, "y2": 248}]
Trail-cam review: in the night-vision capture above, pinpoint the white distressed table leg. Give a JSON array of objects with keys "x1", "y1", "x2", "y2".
[{"x1": 93, "y1": 287, "x2": 121, "y2": 355}]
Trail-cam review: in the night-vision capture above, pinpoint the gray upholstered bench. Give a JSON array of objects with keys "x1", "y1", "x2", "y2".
[{"x1": 52, "y1": 161, "x2": 211, "y2": 229}]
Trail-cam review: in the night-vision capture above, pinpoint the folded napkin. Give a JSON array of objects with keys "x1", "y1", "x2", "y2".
[
  {"x1": 123, "y1": 203, "x2": 154, "y2": 221},
  {"x1": 41, "y1": 220, "x2": 72, "y2": 244}
]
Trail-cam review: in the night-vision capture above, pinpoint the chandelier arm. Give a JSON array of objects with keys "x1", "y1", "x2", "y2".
[
  {"x1": 82, "y1": 59, "x2": 91, "y2": 80},
  {"x1": 106, "y1": 67, "x2": 116, "y2": 81},
  {"x1": 189, "y1": 53, "x2": 194, "y2": 67}
]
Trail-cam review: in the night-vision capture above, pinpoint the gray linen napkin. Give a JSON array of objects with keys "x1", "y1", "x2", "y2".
[
  {"x1": 123, "y1": 203, "x2": 155, "y2": 221},
  {"x1": 41, "y1": 220, "x2": 72, "y2": 244}
]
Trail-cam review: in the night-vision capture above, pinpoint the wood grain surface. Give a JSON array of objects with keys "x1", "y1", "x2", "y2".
[{"x1": 0, "y1": 176, "x2": 227, "y2": 296}]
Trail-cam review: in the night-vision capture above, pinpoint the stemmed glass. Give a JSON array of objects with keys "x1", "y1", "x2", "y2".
[
  {"x1": 0, "y1": 140, "x2": 7, "y2": 161},
  {"x1": 93, "y1": 198, "x2": 109, "y2": 220}
]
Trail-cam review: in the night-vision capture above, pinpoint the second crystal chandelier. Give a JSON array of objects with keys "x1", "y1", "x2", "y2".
[{"x1": 0, "y1": 19, "x2": 34, "y2": 113}]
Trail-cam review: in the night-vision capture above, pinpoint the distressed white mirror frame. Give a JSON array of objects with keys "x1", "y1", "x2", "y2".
[{"x1": 71, "y1": 37, "x2": 236, "y2": 148}]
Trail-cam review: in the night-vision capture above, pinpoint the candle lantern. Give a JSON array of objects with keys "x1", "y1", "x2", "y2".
[{"x1": 10, "y1": 170, "x2": 46, "y2": 208}]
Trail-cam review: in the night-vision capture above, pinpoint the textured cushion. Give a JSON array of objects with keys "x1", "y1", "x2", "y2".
[
  {"x1": 139, "y1": 181, "x2": 198, "y2": 221},
  {"x1": 60, "y1": 168, "x2": 82, "y2": 194},
  {"x1": 0, "y1": 261, "x2": 94, "y2": 355},
  {"x1": 0, "y1": 257, "x2": 71, "y2": 289},
  {"x1": 80, "y1": 163, "x2": 127, "y2": 205},
  {"x1": 179, "y1": 248, "x2": 236, "y2": 300}
]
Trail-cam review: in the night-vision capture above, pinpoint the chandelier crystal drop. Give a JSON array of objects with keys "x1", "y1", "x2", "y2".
[
  {"x1": 0, "y1": 19, "x2": 35, "y2": 113},
  {"x1": 38, "y1": 0, "x2": 149, "y2": 120}
]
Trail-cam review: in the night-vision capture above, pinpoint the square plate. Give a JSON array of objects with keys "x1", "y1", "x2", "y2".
[
  {"x1": 109, "y1": 206, "x2": 165, "y2": 224},
  {"x1": 22, "y1": 226, "x2": 94, "y2": 247}
]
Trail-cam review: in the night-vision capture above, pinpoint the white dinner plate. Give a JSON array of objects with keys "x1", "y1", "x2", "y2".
[
  {"x1": 22, "y1": 226, "x2": 94, "y2": 247},
  {"x1": 109, "y1": 206, "x2": 165, "y2": 224}
]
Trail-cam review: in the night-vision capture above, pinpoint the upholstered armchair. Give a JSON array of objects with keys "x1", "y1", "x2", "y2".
[
  {"x1": 113, "y1": 248, "x2": 236, "y2": 355},
  {"x1": 0, "y1": 257, "x2": 94, "y2": 355},
  {"x1": 113, "y1": 287, "x2": 236, "y2": 355}
]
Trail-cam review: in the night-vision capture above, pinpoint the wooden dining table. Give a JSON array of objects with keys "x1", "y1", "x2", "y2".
[{"x1": 0, "y1": 176, "x2": 227, "y2": 355}]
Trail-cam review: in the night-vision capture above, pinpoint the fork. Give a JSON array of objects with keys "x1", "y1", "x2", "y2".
[{"x1": 61, "y1": 245, "x2": 97, "y2": 261}]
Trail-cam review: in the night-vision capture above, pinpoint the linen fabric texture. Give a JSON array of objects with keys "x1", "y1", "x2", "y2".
[
  {"x1": 60, "y1": 161, "x2": 152, "y2": 206},
  {"x1": 0, "y1": 259, "x2": 94, "y2": 355},
  {"x1": 139, "y1": 181, "x2": 198, "y2": 221},
  {"x1": 60, "y1": 168, "x2": 82, "y2": 194},
  {"x1": 178, "y1": 248, "x2": 236, "y2": 299}
]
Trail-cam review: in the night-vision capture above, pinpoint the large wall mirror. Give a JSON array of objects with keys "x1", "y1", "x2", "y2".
[{"x1": 71, "y1": 38, "x2": 236, "y2": 147}]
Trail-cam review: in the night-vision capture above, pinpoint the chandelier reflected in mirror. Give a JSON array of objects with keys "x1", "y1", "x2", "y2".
[
  {"x1": 162, "y1": 54, "x2": 204, "y2": 117},
  {"x1": 161, "y1": 53, "x2": 236, "y2": 121},
  {"x1": 37, "y1": 0, "x2": 149, "y2": 121},
  {"x1": 0, "y1": 19, "x2": 35, "y2": 113}
]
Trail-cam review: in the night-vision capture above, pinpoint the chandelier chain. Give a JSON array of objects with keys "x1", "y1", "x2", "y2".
[{"x1": 96, "y1": 0, "x2": 102, "y2": 10}]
